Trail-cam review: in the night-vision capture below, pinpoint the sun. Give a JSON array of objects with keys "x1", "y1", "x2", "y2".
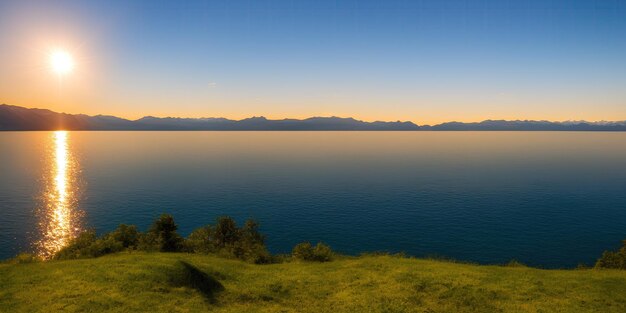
[{"x1": 49, "y1": 49, "x2": 75, "y2": 76}]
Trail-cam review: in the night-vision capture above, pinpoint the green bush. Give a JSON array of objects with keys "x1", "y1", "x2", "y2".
[
  {"x1": 37, "y1": 214, "x2": 272, "y2": 263},
  {"x1": 185, "y1": 217, "x2": 270, "y2": 264},
  {"x1": 232, "y1": 220, "x2": 270, "y2": 264},
  {"x1": 214, "y1": 216, "x2": 239, "y2": 248},
  {"x1": 292, "y1": 242, "x2": 314, "y2": 260},
  {"x1": 140, "y1": 214, "x2": 184, "y2": 252},
  {"x1": 231, "y1": 239, "x2": 271, "y2": 264},
  {"x1": 312, "y1": 243, "x2": 333, "y2": 262},
  {"x1": 54, "y1": 231, "x2": 124, "y2": 260},
  {"x1": 184, "y1": 226, "x2": 216, "y2": 254},
  {"x1": 53, "y1": 216, "x2": 184, "y2": 259},
  {"x1": 596, "y1": 240, "x2": 626, "y2": 269},
  {"x1": 107, "y1": 224, "x2": 140, "y2": 249},
  {"x1": 137, "y1": 233, "x2": 156, "y2": 251},
  {"x1": 89, "y1": 237, "x2": 125, "y2": 256},
  {"x1": 292, "y1": 242, "x2": 333, "y2": 262},
  {"x1": 9, "y1": 253, "x2": 41, "y2": 264},
  {"x1": 54, "y1": 231, "x2": 97, "y2": 259}
]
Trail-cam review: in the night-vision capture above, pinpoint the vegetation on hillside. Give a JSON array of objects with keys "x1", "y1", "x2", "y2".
[
  {"x1": 11, "y1": 213, "x2": 626, "y2": 271},
  {"x1": 50, "y1": 214, "x2": 332, "y2": 264},
  {"x1": 4, "y1": 214, "x2": 626, "y2": 312},
  {"x1": 596, "y1": 240, "x2": 626, "y2": 269},
  {"x1": 291, "y1": 242, "x2": 333, "y2": 262},
  {"x1": 3, "y1": 252, "x2": 626, "y2": 312}
]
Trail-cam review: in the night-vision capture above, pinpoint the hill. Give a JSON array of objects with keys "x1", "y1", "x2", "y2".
[
  {"x1": 421, "y1": 119, "x2": 626, "y2": 131},
  {"x1": 2, "y1": 104, "x2": 626, "y2": 131},
  {"x1": 0, "y1": 104, "x2": 419, "y2": 131},
  {"x1": 2, "y1": 252, "x2": 626, "y2": 312}
]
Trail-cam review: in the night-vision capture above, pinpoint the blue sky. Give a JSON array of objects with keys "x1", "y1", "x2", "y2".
[{"x1": 1, "y1": 0, "x2": 625, "y2": 123}]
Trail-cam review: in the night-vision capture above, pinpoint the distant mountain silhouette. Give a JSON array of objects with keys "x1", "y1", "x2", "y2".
[
  {"x1": 0, "y1": 104, "x2": 419, "y2": 131},
  {"x1": 421, "y1": 119, "x2": 626, "y2": 131},
  {"x1": 1, "y1": 104, "x2": 625, "y2": 131}
]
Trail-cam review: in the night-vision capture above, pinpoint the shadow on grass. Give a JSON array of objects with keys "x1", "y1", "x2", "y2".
[{"x1": 169, "y1": 261, "x2": 224, "y2": 302}]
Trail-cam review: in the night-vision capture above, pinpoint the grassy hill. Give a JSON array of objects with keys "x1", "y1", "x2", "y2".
[{"x1": 2, "y1": 252, "x2": 626, "y2": 312}]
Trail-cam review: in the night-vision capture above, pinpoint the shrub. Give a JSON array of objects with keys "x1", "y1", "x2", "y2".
[
  {"x1": 233, "y1": 220, "x2": 270, "y2": 263},
  {"x1": 292, "y1": 242, "x2": 314, "y2": 261},
  {"x1": 137, "y1": 233, "x2": 157, "y2": 251},
  {"x1": 185, "y1": 226, "x2": 216, "y2": 254},
  {"x1": 141, "y1": 214, "x2": 184, "y2": 252},
  {"x1": 214, "y1": 217, "x2": 239, "y2": 248},
  {"x1": 107, "y1": 224, "x2": 140, "y2": 248},
  {"x1": 292, "y1": 242, "x2": 333, "y2": 262},
  {"x1": 54, "y1": 230, "x2": 124, "y2": 260},
  {"x1": 37, "y1": 214, "x2": 273, "y2": 262},
  {"x1": 312, "y1": 243, "x2": 333, "y2": 262},
  {"x1": 595, "y1": 240, "x2": 626, "y2": 269},
  {"x1": 186, "y1": 217, "x2": 270, "y2": 263},
  {"x1": 10, "y1": 253, "x2": 41, "y2": 264},
  {"x1": 240, "y1": 220, "x2": 265, "y2": 245},
  {"x1": 89, "y1": 236, "x2": 125, "y2": 256},
  {"x1": 232, "y1": 240, "x2": 272, "y2": 264},
  {"x1": 54, "y1": 231, "x2": 97, "y2": 259}
]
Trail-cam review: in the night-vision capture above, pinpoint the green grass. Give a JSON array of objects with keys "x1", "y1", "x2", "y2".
[{"x1": 2, "y1": 252, "x2": 626, "y2": 312}]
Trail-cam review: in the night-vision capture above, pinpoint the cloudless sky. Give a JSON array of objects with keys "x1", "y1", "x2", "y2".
[{"x1": 1, "y1": 0, "x2": 625, "y2": 124}]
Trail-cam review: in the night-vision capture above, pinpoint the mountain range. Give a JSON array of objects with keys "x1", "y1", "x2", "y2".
[{"x1": 2, "y1": 104, "x2": 626, "y2": 131}]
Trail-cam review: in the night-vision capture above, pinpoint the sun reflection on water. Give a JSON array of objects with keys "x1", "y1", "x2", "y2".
[{"x1": 37, "y1": 131, "x2": 82, "y2": 259}]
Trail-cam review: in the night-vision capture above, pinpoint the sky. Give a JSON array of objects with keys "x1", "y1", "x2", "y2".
[{"x1": 0, "y1": 0, "x2": 625, "y2": 124}]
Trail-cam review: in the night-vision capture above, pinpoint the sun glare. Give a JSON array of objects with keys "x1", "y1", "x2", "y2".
[
  {"x1": 49, "y1": 49, "x2": 75, "y2": 76},
  {"x1": 38, "y1": 130, "x2": 81, "y2": 259}
]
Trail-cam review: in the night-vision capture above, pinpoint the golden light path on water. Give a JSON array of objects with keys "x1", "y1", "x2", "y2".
[{"x1": 38, "y1": 131, "x2": 82, "y2": 259}]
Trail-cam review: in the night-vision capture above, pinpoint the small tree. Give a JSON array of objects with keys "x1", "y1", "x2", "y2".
[
  {"x1": 312, "y1": 242, "x2": 333, "y2": 262},
  {"x1": 596, "y1": 240, "x2": 626, "y2": 269},
  {"x1": 292, "y1": 242, "x2": 314, "y2": 261},
  {"x1": 184, "y1": 217, "x2": 270, "y2": 263},
  {"x1": 214, "y1": 216, "x2": 239, "y2": 248},
  {"x1": 235, "y1": 219, "x2": 269, "y2": 263},
  {"x1": 143, "y1": 214, "x2": 183, "y2": 252},
  {"x1": 185, "y1": 225, "x2": 216, "y2": 253},
  {"x1": 240, "y1": 220, "x2": 265, "y2": 246},
  {"x1": 107, "y1": 224, "x2": 140, "y2": 248}
]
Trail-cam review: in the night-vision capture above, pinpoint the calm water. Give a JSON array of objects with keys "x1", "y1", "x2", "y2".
[{"x1": 1, "y1": 131, "x2": 626, "y2": 267}]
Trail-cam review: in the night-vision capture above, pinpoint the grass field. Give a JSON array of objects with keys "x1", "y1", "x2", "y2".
[{"x1": 2, "y1": 252, "x2": 626, "y2": 312}]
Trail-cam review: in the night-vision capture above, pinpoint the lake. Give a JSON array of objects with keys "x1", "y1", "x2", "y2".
[{"x1": 1, "y1": 131, "x2": 626, "y2": 267}]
